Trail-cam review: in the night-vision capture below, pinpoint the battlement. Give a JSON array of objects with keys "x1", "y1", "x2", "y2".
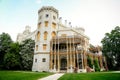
[{"x1": 38, "y1": 6, "x2": 58, "y2": 15}]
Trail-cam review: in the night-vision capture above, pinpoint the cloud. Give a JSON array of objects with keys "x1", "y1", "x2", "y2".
[{"x1": 36, "y1": 0, "x2": 41, "y2": 4}]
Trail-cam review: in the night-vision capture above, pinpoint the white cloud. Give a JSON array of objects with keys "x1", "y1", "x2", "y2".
[{"x1": 36, "y1": 0, "x2": 41, "y2": 4}]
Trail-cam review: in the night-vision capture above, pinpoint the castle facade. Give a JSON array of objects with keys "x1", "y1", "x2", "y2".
[{"x1": 17, "y1": 6, "x2": 107, "y2": 73}]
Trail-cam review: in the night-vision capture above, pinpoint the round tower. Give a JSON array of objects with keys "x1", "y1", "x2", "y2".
[{"x1": 32, "y1": 6, "x2": 59, "y2": 72}]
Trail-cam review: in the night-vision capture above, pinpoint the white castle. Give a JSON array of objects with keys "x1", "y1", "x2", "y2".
[{"x1": 17, "y1": 6, "x2": 106, "y2": 73}]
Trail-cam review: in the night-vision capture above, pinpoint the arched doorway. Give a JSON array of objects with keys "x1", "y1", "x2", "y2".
[{"x1": 60, "y1": 58, "x2": 67, "y2": 70}]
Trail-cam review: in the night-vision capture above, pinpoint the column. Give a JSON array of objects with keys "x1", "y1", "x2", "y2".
[
  {"x1": 53, "y1": 39, "x2": 56, "y2": 71},
  {"x1": 54, "y1": 39, "x2": 56, "y2": 71},
  {"x1": 83, "y1": 50, "x2": 87, "y2": 71},
  {"x1": 70, "y1": 38, "x2": 73, "y2": 72},
  {"x1": 77, "y1": 50, "x2": 79, "y2": 69},
  {"x1": 66, "y1": 38, "x2": 69, "y2": 71},
  {"x1": 81, "y1": 52, "x2": 84, "y2": 69},
  {"x1": 73, "y1": 36, "x2": 75, "y2": 68},
  {"x1": 57, "y1": 38, "x2": 60, "y2": 72},
  {"x1": 50, "y1": 40, "x2": 53, "y2": 70}
]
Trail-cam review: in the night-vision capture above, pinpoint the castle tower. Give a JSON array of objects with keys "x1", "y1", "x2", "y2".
[{"x1": 32, "y1": 6, "x2": 58, "y2": 72}]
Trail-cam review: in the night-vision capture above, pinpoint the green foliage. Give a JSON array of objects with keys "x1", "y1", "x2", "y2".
[
  {"x1": 94, "y1": 59, "x2": 100, "y2": 72},
  {"x1": 87, "y1": 56, "x2": 93, "y2": 68},
  {"x1": 101, "y1": 26, "x2": 120, "y2": 70},
  {"x1": 0, "y1": 33, "x2": 35, "y2": 71},
  {"x1": 0, "y1": 71, "x2": 52, "y2": 80},
  {"x1": 58, "y1": 72, "x2": 120, "y2": 80},
  {"x1": 4, "y1": 53, "x2": 21, "y2": 70},
  {"x1": 20, "y1": 39, "x2": 35, "y2": 70},
  {"x1": 0, "y1": 33, "x2": 13, "y2": 69},
  {"x1": 4, "y1": 43, "x2": 21, "y2": 70}
]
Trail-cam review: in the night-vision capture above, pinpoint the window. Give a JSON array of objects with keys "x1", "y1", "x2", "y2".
[
  {"x1": 61, "y1": 34, "x2": 67, "y2": 37},
  {"x1": 52, "y1": 22, "x2": 56, "y2": 29},
  {"x1": 43, "y1": 44, "x2": 47, "y2": 50},
  {"x1": 53, "y1": 16, "x2": 56, "y2": 20},
  {"x1": 36, "y1": 45, "x2": 38, "y2": 51},
  {"x1": 46, "y1": 14, "x2": 49, "y2": 18},
  {"x1": 51, "y1": 31, "x2": 56, "y2": 38},
  {"x1": 44, "y1": 31, "x2": 48, "y2": 40},
  {"x1": 45, "y1": 21, "x2": 48, "y2": 27},
  {"x1": 42, "y1": 58, "x2": 46, "y2": 62},
  {"x1": 35, "y1": 59, "x2": 37, "y2": 62},
  {"x1": 38, "y1": 22, "x2": 41, "y2": 29},
  {"x1": 36, "y1": 31, "x2": 40, "y2": 41}
]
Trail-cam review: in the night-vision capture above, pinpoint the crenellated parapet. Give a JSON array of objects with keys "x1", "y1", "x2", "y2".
[{"x1": 38, "y1": 6, "x2": 59, "y2": 17}]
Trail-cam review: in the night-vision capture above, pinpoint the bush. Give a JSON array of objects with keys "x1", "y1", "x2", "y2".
[
  {"x1": 94, "y1": 59, "x2": 100, "y2": 72},
  {"x1": 87, "y1": 56, "x2": 93, "y2": 68}
]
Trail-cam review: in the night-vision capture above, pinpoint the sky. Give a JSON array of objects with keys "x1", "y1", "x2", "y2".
[{"x1": 0, "y1": 0, "x2": 120, "y2": 46}]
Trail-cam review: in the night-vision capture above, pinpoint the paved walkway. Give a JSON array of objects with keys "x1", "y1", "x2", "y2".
[{"x1": 38, "y1": 73, "x2": 64, "y2": 80}]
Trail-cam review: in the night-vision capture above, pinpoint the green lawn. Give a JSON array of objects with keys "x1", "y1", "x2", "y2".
[
  {"x1": 0, "y1": 71, "x2": 120, "y2": 80},
  {"x1": 0, "y1": 71, "x2": 52, "y2": 80},
  {"x1": 58, "y1": 72, "x2": 120, "y2": 80}
]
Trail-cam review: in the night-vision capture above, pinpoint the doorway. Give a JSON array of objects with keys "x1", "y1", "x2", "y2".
[{"x1": 60, "y1": 58, "x2": 67, "y2": 70}]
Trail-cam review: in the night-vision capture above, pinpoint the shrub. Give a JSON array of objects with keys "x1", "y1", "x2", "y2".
[{"x1": 94, "y1": 59, "x2": 100, "y2": 72}]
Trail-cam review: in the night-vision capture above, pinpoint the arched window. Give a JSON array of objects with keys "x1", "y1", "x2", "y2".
[
  {"x1": 44, "y1": 31, "x2": 48, "y2": 40},
  {"x1": 51, "y1": 31, "x2": 56, "y2": 38},
  {"x1": 52, "y1": 22, "x2": 56, "y2": 29},
  {"x1": 36, "y1": 31, "x2": 40, "y2": 41},
  {"x1": 45, "y1": 21, "x2": 48, "y2": 27}
]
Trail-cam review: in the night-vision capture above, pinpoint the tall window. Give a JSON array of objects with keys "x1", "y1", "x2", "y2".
[
  {"x1": 43, "y1": 44, "x2": 47, "y2": 50},
  {"x1": 38, "y1": 22, "x2": 41, "y2": 29},
  {"x1": 44, "y1": 31, "x2": 48, "y2": 40},
  {"x1": 45, "y1": 21, "x2": 48, "y2": 27},
  {"x1": 36, "y1": 45, "x2": 38, "y2": 51},
  {"x1": 37, "y1": 31, "x2": 40, "y2": 41},
  {"x1": 52, "y1": 22, "x2": 56, "y2": 29},
  {"x1": 51, "y1": 31, "x2": 56, "y2": 38}
]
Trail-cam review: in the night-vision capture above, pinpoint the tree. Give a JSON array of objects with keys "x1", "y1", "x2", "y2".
[
  {"x1": 94, "y1": 59, "x2": 100, "y2": 71},
  {"x1": 4, "y1": 42, "x2": 21, "y2": 70},
  {"x1": 87, "y1": 56, "x2": 93, "y2": 68},
  {"x1": 101, "y1": 26, "x2": 120, "y2": 70},
  {"x1": 0, "y1": 33, "x2": 13, "y2": 69},
  {"x1": 19, "y1": 39, "x2": 35, "y2": 70}
]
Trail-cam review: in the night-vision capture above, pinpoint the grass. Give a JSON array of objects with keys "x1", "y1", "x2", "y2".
[
  {"x1": 0, "y1": 71, "x2": 52, "y2": 80},
  {"x1": 0, "y1": 71, "x2": 120, "y2": 80},
  {"x1": 58, "y1": 72, "x2": 120, "y2": 80}
]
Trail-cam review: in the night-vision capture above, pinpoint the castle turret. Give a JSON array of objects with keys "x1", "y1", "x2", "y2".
[{"x1": 32, "y1": 6, "x2": 59, "y2": 72}]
